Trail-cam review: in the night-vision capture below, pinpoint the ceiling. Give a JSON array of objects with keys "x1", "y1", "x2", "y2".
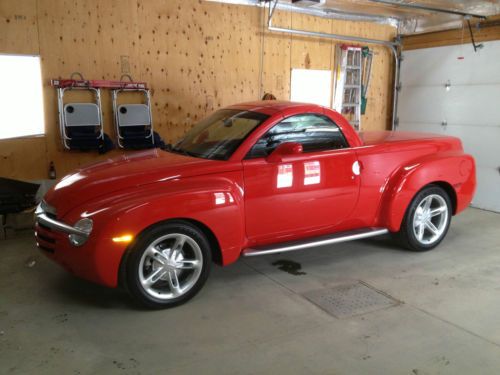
[{"x1": 207, "y1": 0, "x2": 500, "y2": 35}]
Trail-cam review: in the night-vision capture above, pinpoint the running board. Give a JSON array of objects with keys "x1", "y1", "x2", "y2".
[{"x1": 242, "y1": 228, "x2": 389, "y2": 257}]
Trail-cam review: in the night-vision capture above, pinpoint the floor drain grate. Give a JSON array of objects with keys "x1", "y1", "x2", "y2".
[{"x1": 303, "y1": 282, "x2": 400, "y2": 318}]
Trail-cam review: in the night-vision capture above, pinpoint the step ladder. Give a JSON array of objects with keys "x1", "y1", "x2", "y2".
[
  {"x1": 333, "y1": 45, "x2": 364, "y2": 131},
  {"x1": 361, "y1": 46, "x2": 373, "y2": 116}
]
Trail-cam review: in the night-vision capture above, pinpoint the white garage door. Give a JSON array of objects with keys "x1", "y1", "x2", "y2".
[{"x1": 398, "y1": 41, "x2": 500, "y2": 213}]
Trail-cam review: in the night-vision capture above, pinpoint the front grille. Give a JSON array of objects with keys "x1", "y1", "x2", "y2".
[
  {"x1": 37, "y1": 232, "x2": 55, "y2": 244},
  {"x1": 35, "y1": 223, "x2": 58, "y2": 254},
  {"x1": 38, "y1": 244, "x2": 55, "y2": 254},
  {"x1": 35, "y1": 201, "x2": 61, "y2": 254},
  {"x1": 38, "y1": 222, "x2": 52, "y2": 231}
]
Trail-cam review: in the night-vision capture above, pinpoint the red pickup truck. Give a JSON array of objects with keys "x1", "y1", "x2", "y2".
[{"x1": 35, "y1": 101, "x2": 476, "y2": 308}]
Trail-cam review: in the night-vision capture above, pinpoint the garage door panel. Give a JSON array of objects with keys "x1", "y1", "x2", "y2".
[
  {"x1": 398, "y1": 87, "x2": 446, "y2": 124},
  {"x1": 400, "y1": 85, "x2": 500, "y2": 126},
  {"x1": 398, "y1": 121, "x2": 444, "y2": 135},
  {"x1": 443, "y1": 86, "x2": 500, "y2": 126},
  {"x1": 401, "y1": 41, "x2": 500, "y2": 86},
  {"x1": 446, "y1": 125, "x2": 500, "y2": 170},
  {"x1": 472, "y1": 166, "x2": 500, "y2": 212}
]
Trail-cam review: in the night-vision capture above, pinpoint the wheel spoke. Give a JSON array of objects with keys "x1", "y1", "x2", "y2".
[
  {"x1": 176, "y1": 260, "x2": 200, "y2": 270},
  {"x1": 423, "y1": 196, "x2": 432, "y2": 212},
  {"x1": 171, "y1": 249, "x2": 180, "y2": 263},
  {"x1": 417, "y1": 223, "x2": 425, "y2": 240},
  {"x1": 142, "y1": 268, "x2": 167, "y2": 287},
  {"x1": 414, "y1": 207, "x2": 423, "y2": 225},
  {"x1": 146, "y1": 246, "x2": 167, "y2": 265},
  {"x1": 430, "y1": 206, "x2": 446, "y2": 217},
  {"x1": 425, "y1": 221, "x2": 439, "y2": 236},
  {"x1": 172, "y1": 235, "x2": 186, "y2": 252},
  {"x1": 168, "y1": 271, "x2": 182, "y2": 295}
]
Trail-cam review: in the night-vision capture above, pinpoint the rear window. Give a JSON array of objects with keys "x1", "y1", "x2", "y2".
[{"x1": 246, "y1": 114, "x2": 348, "y2": 159}]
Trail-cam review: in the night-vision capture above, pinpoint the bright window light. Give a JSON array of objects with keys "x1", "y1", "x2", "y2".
[
  {"x1": 290, "y1": 69, "x2": 332, "y2": 107},
  {"x1": 0, "y1": 55, "x2": 45, "y2": 140}
]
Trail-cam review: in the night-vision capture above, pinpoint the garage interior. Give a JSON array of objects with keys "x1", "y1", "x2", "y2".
[{"x1": 1, "y1": 0, "x2": 500, "y2": 373}]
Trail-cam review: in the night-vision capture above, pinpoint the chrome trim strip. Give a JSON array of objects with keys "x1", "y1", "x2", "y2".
[
  {"x1": 36, "y1": 213, "x2": 89, "y2": 237},
  {"x1": 242, "y1": 228, "x2": 389, "y2": 257}
]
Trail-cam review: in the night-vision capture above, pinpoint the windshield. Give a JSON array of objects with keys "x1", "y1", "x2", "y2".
[{"x1": 172, "y1": 109, "x2": 269, "y2": 160}]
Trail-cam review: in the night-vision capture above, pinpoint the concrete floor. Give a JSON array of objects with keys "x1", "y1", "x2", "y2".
[{"x1": 1, "y1": 208, "x2": 499, "y2": 374}]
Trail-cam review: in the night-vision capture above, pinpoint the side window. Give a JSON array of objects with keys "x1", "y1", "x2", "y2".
[{"x1": 246, "y1": 114, "x2": 348, "y2": 159}]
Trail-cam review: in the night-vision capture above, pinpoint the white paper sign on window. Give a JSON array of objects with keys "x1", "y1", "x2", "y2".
[
  {"x1": 277, "y1": 164, "x2": 293, "y2": 188},
  {"x1": 304, "y1": 161, "x2": 321, "y2": 185}
]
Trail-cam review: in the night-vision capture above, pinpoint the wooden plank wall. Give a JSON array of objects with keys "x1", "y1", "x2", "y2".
[{"x1": 0, "y1": 0, "x2": 396, "y2": 181}]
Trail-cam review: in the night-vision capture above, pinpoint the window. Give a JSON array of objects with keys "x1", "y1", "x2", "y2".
[
  {"x1": 290, "y1": 69, "x2": 332, "y2": 107},
  {"x1": 172, "y1": 109, "x2": 269, "y2": 160},
  {"x1": 0, "y1": 55, "x2": 45, "y2": 140},
  {"x1": 246, "y1": 114, "x2": 348, "y2": 159}
]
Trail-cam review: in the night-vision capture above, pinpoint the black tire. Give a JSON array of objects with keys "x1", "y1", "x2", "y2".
[
  {"x1": 395, "y1": 185, "x2": 452, "y2": 252},
  {"x1": 125, "y1": 221, "x2": 212, "y2": 309}
]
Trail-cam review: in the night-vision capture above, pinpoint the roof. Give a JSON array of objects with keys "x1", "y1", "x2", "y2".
[{"x1": 227, "y1": 100, "x2": 324, "y2": 115}]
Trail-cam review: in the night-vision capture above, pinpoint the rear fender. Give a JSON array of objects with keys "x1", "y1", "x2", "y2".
[{"x1": 379, "y1": 152, "x2": 475, "y2": 232}]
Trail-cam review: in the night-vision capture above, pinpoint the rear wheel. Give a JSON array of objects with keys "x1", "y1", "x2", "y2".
[
  {"x1": 396, "y1": 185, "x2": 452, "y2": 251},
  {"x1": 125, "y1": 221, "x2": 212, "y2": 308}
]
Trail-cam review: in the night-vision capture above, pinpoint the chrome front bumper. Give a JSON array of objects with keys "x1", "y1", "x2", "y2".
[{"x1": 35, "y1": 201, "x2": 89, "y2": 238}]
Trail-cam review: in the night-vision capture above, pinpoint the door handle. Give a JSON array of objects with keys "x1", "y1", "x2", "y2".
[{"x1": 352, "y1": 161, "x2": 361, "y2": 176}]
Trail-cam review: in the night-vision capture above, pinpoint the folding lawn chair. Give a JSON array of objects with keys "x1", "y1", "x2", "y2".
[
  {"x1": 57, "y1": 80, "x2": 113, "y2": 153},
  {"x1": 112, "y1": 85, "x2": 163, "y2": 149}
]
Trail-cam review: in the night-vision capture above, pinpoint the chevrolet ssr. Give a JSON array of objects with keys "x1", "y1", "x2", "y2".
[{"x1": 35, "y1": 101, "x2": 476, "y2": 308}]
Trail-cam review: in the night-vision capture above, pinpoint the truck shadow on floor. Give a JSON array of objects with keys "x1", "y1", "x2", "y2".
[
  {"x1": 55, "y1": 275, "x2": 137, "y2": 310},
  {"x1": 53, "y1": 235, "x2": 419, "y2": 309}
]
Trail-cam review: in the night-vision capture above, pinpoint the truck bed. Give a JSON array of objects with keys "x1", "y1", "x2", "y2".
[{"x1": 359, "y1": 131, "x2": 451, "y2": 146}]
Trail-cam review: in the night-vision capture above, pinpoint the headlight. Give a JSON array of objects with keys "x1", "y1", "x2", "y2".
[{"x1": 68, "y1": 218, "x2": 93, "y2": 247}]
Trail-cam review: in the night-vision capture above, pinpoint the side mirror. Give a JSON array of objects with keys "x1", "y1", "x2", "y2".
[{"x1": 266, "y1": 142, "x2": 303, "y2": 163}]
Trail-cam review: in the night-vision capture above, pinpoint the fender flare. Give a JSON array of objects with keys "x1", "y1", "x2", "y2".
[
  {"x1": 74, "y1": 174, "x2": 246, "y2": 287},
  {"x1": 378, "y1": 153, "x2": 468, "y2": 232}
]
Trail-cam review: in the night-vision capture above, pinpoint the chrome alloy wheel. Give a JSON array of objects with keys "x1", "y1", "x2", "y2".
[
  {"x1": 138, "y1": 233, "x2": 203, "y2": 300},
  {"x1": 412, "y1": 194, "x2": 449, "y2": 245}
]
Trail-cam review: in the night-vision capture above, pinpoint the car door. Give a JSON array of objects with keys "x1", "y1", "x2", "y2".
[{"x1": 243, "y1": 113, "x2": 360, "y2": 243}]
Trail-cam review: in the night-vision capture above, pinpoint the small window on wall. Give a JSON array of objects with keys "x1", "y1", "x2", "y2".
[
  {"x1": 0, "y1": 55, "x2": 44, "y2": 140},
  {"x1": 290, "y1": 69, "x2": 332, "y2": 107}
]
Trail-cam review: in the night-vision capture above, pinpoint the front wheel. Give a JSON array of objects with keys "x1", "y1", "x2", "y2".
[
  {"x1": 396, "y1": 185, "x2": 452, "y2": 251},
  {"x1": 125, "y1": 221, "x2": 212, "y2": 308}
]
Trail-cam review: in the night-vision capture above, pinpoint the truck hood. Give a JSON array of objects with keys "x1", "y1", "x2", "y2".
[{"x1": 44, "y1": 149, "x2": 239, "y2": 217}]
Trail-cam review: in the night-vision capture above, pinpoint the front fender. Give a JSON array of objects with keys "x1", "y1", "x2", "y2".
[
  {"x1": 379, "y1": 152, "x2": 475, "y2": 232},
  {"x1": 64, "y1": 171, "x2": 245, "y2": 287}
]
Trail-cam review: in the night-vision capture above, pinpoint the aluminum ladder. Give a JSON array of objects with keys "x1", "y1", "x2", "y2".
[{"x1": 334, "y1": 45, "x2": 363, "y2": 131}]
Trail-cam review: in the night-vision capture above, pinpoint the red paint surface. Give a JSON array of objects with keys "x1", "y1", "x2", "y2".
[{"x1": 37, "y1": 101, "x2": 476, "y2": 288}]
